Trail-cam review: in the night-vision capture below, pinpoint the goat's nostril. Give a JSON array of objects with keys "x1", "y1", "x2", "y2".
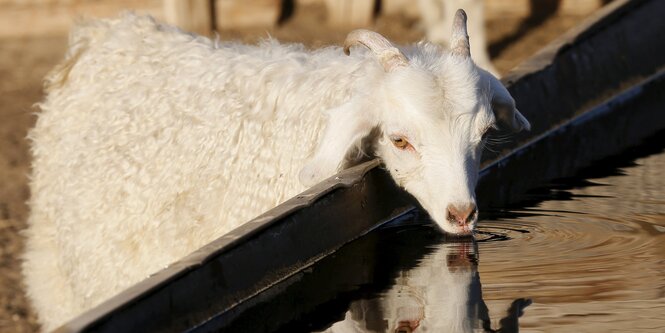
[
  {"x1": 446, "y1": 203, "x2": 477, "y2": 225},
  {"x1": 447, "y1": 209, "x2": 454, "y2": 223},
  {"x1": 469, "y1": 206, "x2": 478, "y2": 223}
]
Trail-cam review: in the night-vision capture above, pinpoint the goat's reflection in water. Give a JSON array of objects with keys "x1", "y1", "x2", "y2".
[{"x1": 320, "y1": 241, "x2": 530, "y2": 333}]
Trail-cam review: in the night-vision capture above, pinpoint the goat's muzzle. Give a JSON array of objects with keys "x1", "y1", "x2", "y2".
[{"x1": 446, "y1": 203, "x2": 478, "y2": 226}]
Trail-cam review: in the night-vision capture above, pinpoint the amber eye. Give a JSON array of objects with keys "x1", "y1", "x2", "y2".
[{"x1": 390, "y1": 135, "x2": 411, "y2": 150}]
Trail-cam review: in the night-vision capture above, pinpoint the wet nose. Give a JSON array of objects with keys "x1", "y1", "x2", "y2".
[{"x1": 446, "y1": 203, "x2": 478, "y2": 226}]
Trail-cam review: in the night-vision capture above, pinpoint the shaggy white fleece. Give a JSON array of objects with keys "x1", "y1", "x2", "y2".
[{"x1": 23, "y1": 14, "x2": 382, "y2": 330}]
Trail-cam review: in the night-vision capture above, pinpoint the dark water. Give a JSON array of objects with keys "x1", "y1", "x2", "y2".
[{"x1": 210, "y1": 140, "x2": 665, "y2": 333}]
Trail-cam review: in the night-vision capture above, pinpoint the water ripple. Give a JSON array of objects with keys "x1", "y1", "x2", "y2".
[{"x1": 467, "y1": 149, "x2": 665, "y2": 332}]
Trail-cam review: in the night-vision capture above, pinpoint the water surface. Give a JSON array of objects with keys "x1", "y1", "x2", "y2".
[
  {"x1": 473, "y1": 145, "x2": 665, "y2": 332},
  {"x1": 209, "y1": 140, "x2": 665, "y2": 333}
]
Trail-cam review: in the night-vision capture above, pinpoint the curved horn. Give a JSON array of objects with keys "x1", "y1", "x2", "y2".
[
  {"x1": 343, "y1": 29, "x2": 408, "y2": 72},
  {"x1": 450, "y1": 9, "x2": 470, "y2": 58}
]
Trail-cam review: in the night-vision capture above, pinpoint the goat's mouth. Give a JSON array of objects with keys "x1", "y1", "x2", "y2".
[
  {"x1": 424, "y1": 205, "x2": 477, "y2": 236},
  {"x1": 428, "y1": 214, "x2": 476, "y2": 236},
  {"x1": 445, "y1": 224, "x2": 476, "y2": 237}
]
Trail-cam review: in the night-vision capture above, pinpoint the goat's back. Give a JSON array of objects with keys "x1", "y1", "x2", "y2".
[{"x1": 23, "y1": 13, "x2": 362, "y2": 330}]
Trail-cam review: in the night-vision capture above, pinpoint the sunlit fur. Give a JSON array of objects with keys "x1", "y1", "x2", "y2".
[{"x1": 23, "y1": 13, "x2": 528, "y2": 331}]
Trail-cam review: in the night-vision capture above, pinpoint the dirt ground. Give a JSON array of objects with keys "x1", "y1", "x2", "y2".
[{"x1": 0, "y1": 3, "x2": 593, "y2": 332}]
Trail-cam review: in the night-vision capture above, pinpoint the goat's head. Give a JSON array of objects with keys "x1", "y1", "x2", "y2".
[{"x1": 299, "y1": 10, "x2": 530, "y2": 236}]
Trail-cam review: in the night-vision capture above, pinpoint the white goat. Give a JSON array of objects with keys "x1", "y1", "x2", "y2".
[{"x1": 23, "y1": 10, "x2": 529, "y2": 331}]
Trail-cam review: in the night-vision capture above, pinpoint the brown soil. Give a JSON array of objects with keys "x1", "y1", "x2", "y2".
[{"x1": 0, "y1": 4, "x2": 592, "y2": 332}]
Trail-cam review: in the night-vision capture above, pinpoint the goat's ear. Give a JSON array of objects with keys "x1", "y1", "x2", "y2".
[
  {"x1": 484, "y1": 71, "x2": 530, "y2": 132},
  {"x1": 299, "y1": 100, "x2": 377, "y2": 187}
]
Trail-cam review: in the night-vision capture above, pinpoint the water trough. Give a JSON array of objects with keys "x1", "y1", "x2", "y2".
[{"x1": 54, "y1": 0, "x2": 665, "y2": 331}]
